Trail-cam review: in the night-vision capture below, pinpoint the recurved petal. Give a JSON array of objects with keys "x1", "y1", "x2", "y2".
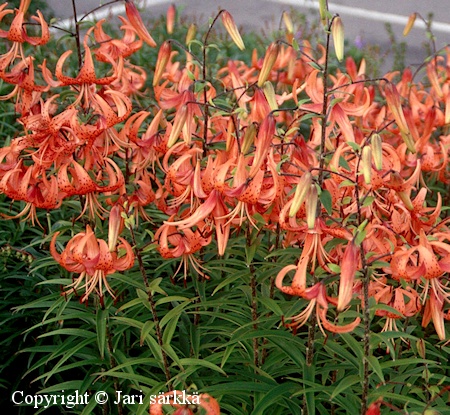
[
  {"x1": 422, "y1": 290, "x2": 446, "y2": 340},
  {"x1": 24, "y1": 11, "x2": 50, "y2": 46},
  {"x1": 318, "y1": 304, "x2": 361, "y2": 333},
  {"x1": 50, "y1": 231, "x2": 62, "y2": 264},
  {"x1": 275, "y1": 264, "x2": 299, "y2": 296},
  {"x1": 165, "y1": 189, "x2": 219, "y2": 229}
]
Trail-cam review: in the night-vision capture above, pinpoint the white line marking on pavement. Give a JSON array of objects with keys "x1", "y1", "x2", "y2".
[
  {"x1": 276, "y1": 0, "x2": 450, "y2": 34},
  {"x1": 52, "y1": 0, "x2": 450, "y2": 34}
]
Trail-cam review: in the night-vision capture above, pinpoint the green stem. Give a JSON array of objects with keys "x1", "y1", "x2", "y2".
[
  {"x1": 354, "y1": 150, "x2": 370, "y2": 415},
  {"x1": 129, "y1": 227, "x2": 172, "y2": 388},
  {"x1": 70, "y1": 0, "x2": 82, "y2": 69},
  {"x1": 247, "y1": 227, "x2": 259, "y2": 368}
]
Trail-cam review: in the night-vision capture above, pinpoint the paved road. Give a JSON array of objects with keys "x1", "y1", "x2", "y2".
[{"x1": 47, "y1": 0, "x2": 450, "y2": 73}]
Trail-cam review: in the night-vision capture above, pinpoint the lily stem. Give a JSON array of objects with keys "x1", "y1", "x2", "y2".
[
  {"x1": 129, "y1": 226, "x2": 172, "y2": 388},
  {"x1": 247, "y1": 227, "x2": 259, "y2": 369},
  {"x1": 354, "y1": 151, "x2": 370, "y2": 415},
  {"x1": 70, "y1": 0, "x2": 82, "y2": 69}
]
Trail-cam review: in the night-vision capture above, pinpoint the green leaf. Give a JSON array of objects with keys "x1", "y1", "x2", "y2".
[
  {"x1": 140, "y1": 320, "x2": 155, "y2": 347},
  {"x1": 327, "y1": 263, "x2": 341, "y2": 274},
  {"x1": 257, "y1": 296, "x2": 283, "y2": 316},
  {"x1": 339, "y1": 179, "x2": 356, "y2": 188},
  {"x1": 368, "y1": 355, "x2": 385, "y2": 384},
  {"x1": 175, "y1": 358, "x2": 227, "y2": 376},
  {"x1": 361, "y1": 195, "x2": 375, "y2": 207},
  {"x1": 338, "y1": 156, "x2": 351, "y2": 171},
  {"x1": 159, "y1": 300, "x2": 192, "y2": 328},
  {"x1": 162, "y1": 312, "x2": 180, "y2": 344},
  {"x1": 96, "y1": 306, "x2": 108, "y2": 360},
  {"x1": 330, "y1": 374, "x2": 360, "y2": 399},
  {"x1": 252, "y1": 383, "x2": 298, "y2": 415},
  {"x1": 37, "y1": 329, "x2": 96, "y2": 339},
  {"x1": 319, "y1": 189, "x2": 333, "y2": 215},
  {"x1": 303, "y1": 364, "x2": 316, "y2": 415},
  {"x1": 347, "y1": 141, "x2": 361, "y2": 152}
]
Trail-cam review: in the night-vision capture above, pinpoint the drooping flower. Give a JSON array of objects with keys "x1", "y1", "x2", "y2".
[
  {"x1": 51, "y1": 224, "x2": 135, "y2": 303},
  {"x1": 55, "y1": 44, "x2": 124, "y2": 107},
  {"x1": 154, "y1": 219, "x2": 212, "y2": 281},
  {"x1": 0, "y1": 0, "x2": 49, "y2": 72}
]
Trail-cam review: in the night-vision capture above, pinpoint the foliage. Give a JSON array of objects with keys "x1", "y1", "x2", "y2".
[{"x1": 0, "y1": 1, "x2": 449, "y2": 414}]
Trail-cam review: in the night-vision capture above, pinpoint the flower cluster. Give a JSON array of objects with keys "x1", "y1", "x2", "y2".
[{"x1": 1, "y1": 0, "x2": 450, "y2": 346}]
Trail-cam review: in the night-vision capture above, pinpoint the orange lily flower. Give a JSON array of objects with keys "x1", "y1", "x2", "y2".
[
  {"x1": 120, "y1": 109, "x2": 163, "y2": 171},
  {"x1": 55, "y1": 43, "x2": 124, "y2": 107},
  {"x1": 0, "y1": 162, "x2": 60, "y2": 225},
  {"x1": 0, "y1": 57, "x2": 48, "y2": 115},
  {"x1": 50, "y1": 224, "x2": 135, "y2": 303},
  {"x1": 369, "y1": 279, "x2": 422, "y2": 340},
  {"x1": 279, "y1": 281, "x2": 361, "y2": 335},
  {"x1": 300, "y1": 69, "x2": 372, "y2": 144},
  {"x1": 57, "y1": 158, "x2": 124, "y2": 218},
  {"x1": 162, "y1": 145, "x2": 206, "y2": 208},
  {"x1": 92, "y1": 18, "x2": 142, "y2": 61},
  {"x1": 154, "y1": 219, "x2": 211, "y2": 281},
  {"x1": 127, "y1": 170, "x2": 158, "y2": 222},
  {"x1": 390, "y1": 229, "x2": 450, "y2": 283},
  {"x1": 0, "y1": 0, "x2": 49, "y2": 72}
]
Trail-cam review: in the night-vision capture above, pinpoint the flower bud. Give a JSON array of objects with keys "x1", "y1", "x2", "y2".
[
  {"x1": 125, "y1": 0, "x2": 157, "y2": 47},
  {"x1": 361, "y1": 145, "x2": 372, "y2": 185},
  {"x1": 305, "y1": 184, "x2": 318, "y2": 230},
  {"x1": 257, "y1": 42, "x2": 280, "y2": 87},
  {"x1": 186, "y1": 23, "x2": 197, "y2": 45},
  {"x1": 167, "y1": 105, "x2": 188, "y2": 148},
  {"x1": 332, "y1": 16, "x2": 345, "y2": 62},
  {"x1": 108, "y1": 205, "x2": 124, "y2": 252},
  {"x1": 153, "y1": 41, "x2": 171, "y2": 86},
  {"x1": 283, "y1": 11, "x2": 293, "y2": 42},
  {"x1": 416, "y1": 338, "x2": 426, "y2": 359},
  {"x1": 337, "y1": 241, "x2": 358, "y2": 311},
  {"x1": 166, "y1": 3, "x2": 176, "y2": 34},
  {"x1": 263, "y1": 81, "x2": 278, "y2": 111},
  {"x1": 403, "y1": 13, "x2": 416, "y2": 36},
  {"x1": 283, "y1": 11, "x2": 294, "y2": 34},
  {"x1": 241, "y1": 123, "x2": 257, "y2": 155},
  {"x1": 225, "y1": 117, "x2": 236, "y2": 152},
  {"x1": 318, "y1": 0, "x2": 328, "y2": 26},
  {"x1": 289, "y1": 172, "x2": 312, "y2": 217},
  {"x1": 385, "y1": 82, "x2": 416, "y2": 153},
  {"x1": 221, "y1": 10, "x2": 245, "y2": 50},
  {"x1": 371, "y1": 133, "x2": 383, "y2": 170},
  {"x1": 426, "y1": 64, "x2": 444, "y2": 99}
]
